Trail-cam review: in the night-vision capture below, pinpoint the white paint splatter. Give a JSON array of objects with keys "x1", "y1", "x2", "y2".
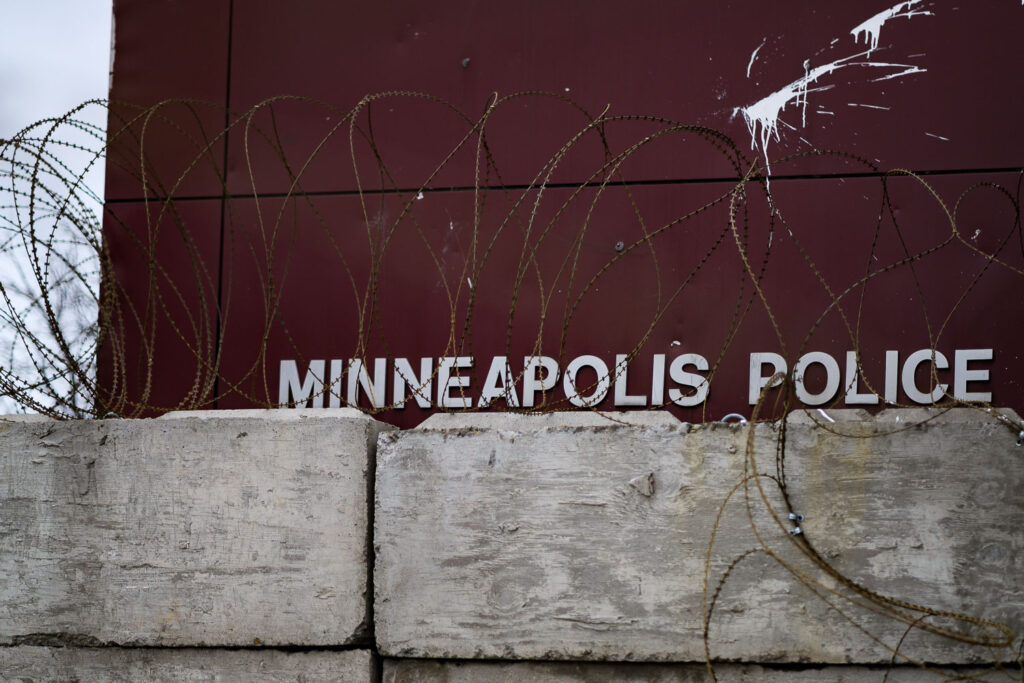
[
  {"x1": 735, "y1": 54, "x2": 855, "y2": 164},
  {"x1": 817, "y1": 408, "x2": 836, "y2": 423},
  {"x1": 971, "y1": 228, "x2": 981, "y2": 240},
  {"x1": 850, "y1": 0, "x2": 934, "y2": 57},
  {"x1": 817, "y1": 109, "x2": 834, "y2": 115},
  {"x1": 747, "y1": 38, "x2": 767, "y2": 78},
  {"x1": 925, "y1": 132, "x2": 949, "y2": 141},
  {"x1": 848, "y1": 102, "x2": 891, "y2": 110},
  {"x1": 416, "y1": 191, "x2": 424, "y2": 200},
  {"x1": 670, "y1": 340, "x2": 681, "y2": 347},
  {"x1": 735, "y1": 51, "x2": 925, "y2": 172},
  {"x1": 870, "y1": 64, "x2": 927, "y2": 81},
  {"x1": 735, "y1": 3, "x2": 933, "y2": 173}
]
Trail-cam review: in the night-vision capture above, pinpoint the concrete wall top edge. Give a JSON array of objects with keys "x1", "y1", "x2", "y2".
[
  {"x1": 0, "y1": 414, "x2": 57, "y2": 423},
  {"x1": 2, "y1": 406, "x2": 1019, "y2": 433},
  {"x1": 412, "y1": 406, "x2": 1022, "y2": 432},
  {"x1": 158, "y1": 407, "x2": 390, "y2": 423},
  {"x1": 873, "y1": 406, "x2": 1021, "y2": 424},
  {"x1": 415, "y1": 411, "x2": 683, "y2": 431}
]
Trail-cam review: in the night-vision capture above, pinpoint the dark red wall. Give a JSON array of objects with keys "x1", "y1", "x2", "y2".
[{"x1": 101, "y1": 1, "x2": 1024, "y2": 425}]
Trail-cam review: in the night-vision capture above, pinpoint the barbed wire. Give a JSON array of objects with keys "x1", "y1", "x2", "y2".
[{"x1": 1, "y1": 94, "x2": 1022, "y2": 677}]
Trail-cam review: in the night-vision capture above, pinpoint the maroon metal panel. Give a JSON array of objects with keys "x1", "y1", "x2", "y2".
[
  {"x1": 98, "y1": 200, "x2": 222, "y2": 415},
  {"x1": 105, "y1": 0, "x2": 230, "y2": 200},
  {"x1": 223, "y1": 1, "x2": 1024, "y2": 194},
  {"x1": 102, "y1": 0, "x2": 1024, "y2": 424}
]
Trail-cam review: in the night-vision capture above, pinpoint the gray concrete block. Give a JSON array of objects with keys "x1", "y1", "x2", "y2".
[
  {"x1": 382, "y1": 659, "x2": 1007, "y2": 682},
  {"x1": 375, "y1": 408, "x2": 1024, "y2": 663},
  {"x1": 0, "y1": 646, "x2": 375, "y2": 682},
  {"x1": 0, "y1": 410, "x2": 394, "y2": 646}
]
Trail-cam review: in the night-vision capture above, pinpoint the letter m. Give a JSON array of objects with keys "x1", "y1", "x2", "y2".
[{"x1": 279, "y1": 360, "x2": 326, "y2": 407}]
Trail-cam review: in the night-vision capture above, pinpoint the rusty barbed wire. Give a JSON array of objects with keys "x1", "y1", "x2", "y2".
[{"x1": 1, "y1": 94, "x2": 1023, "y2": 677}]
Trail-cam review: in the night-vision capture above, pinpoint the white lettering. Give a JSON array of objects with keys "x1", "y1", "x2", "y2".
[
  {"x1": 328, "y1": 359, "x2": 344, "y2": 407},
  {"x1": 564, "y1": 355, "x2": 610, "y2": 407},
  {"x1": 478, "y1": 356, "x2": 520, "y2": 407},
  {"x1": 613, "y1": 354, "x2": 646, "y2": 407},
  {"x1": 669, "y1": 353, "x2": 709, "y2": 407},
  {"x1": 749, "y1": 352, "x2": 786, "y2": 404},
  {"x1": 279, "y1": 359, "x2": 325, "y2": 408},
  {"x1": 278, "y1": 345, "x2": 994, "y2": 414},
  {"x1": 843, "y1": 351, "x2": 878, "y2": 405},
  {"x1": 953, "y1": 349, "x2": 992, "y2": 402},
  {"x1": 794, "y1": 352, "x2": 841, "y2": 406},
  {"x1": 522, "y1": 356, "x2": 558, "y2": 407},
  {"x1": 438, "y1": 356, "x2": 473, "y2": 408},
  {"x1": 347, "y1": 358, "x2": 387, "y2": 408},
  {"x1": 902, "y1": 349, "x2": 948, "y2": 404},
  {"x1": 651, "y1": 354, "x2": 666, "y2": 405},
  {"x1": 884, "y1": 350, "x2": 899, "y2": 404},
  {"x1": 394, "y1": 357, "x2": 433, "y2": 409}
]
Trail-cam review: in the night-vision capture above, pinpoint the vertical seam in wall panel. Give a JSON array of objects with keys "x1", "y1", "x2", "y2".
[{"x1": 213, "y1": 0, "x2": 234, "y2": 408}]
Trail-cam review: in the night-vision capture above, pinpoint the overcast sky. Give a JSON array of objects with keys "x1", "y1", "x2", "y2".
[
  {"x1": 0, "y1": 0, "x2": 112, "y2": 137},
  {"x1": 0, "y1": 1, "x2": 113, "y2": 416},
  {"x1": 0, "y1": 0, "x2": 113, "y2": 207}
]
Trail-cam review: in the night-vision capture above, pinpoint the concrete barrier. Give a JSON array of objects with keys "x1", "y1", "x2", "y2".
[
  {"x1": 4, "y1": 406, "x2": 1022, "y2": 677},
  {"x1": 375, "y1": 409, "x2": 1024, "y2": 663},
  {"x1": 0, "y1": 646, "x2": 375, "y2": 682},
  {"x1": 0, "y1": 409, "x2": 393, "y2": 647}
]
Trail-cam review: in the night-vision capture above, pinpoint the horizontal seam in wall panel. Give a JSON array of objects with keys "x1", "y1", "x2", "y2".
[{"x1": 102, "y1": 165, "x2": 1024, "y2": 204}]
